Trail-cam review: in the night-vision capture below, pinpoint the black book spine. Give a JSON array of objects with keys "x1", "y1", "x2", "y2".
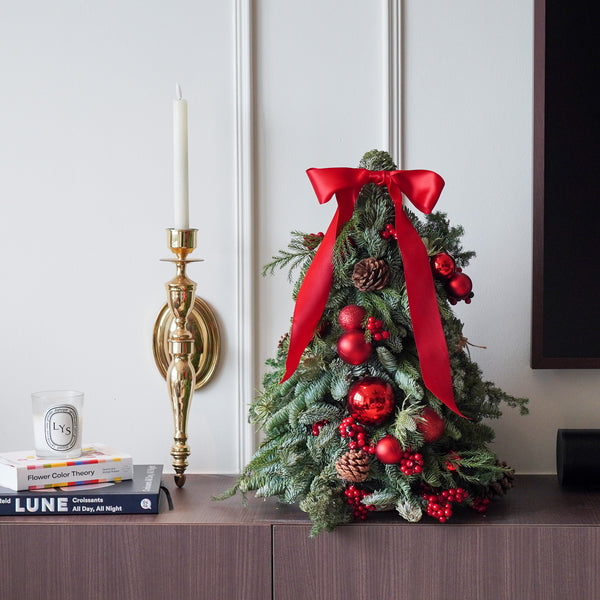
[{"x1": 0, "y1": 491, "x2": 161, "y2": 516}]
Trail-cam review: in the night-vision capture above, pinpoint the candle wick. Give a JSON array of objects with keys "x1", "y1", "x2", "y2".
[{"x1": 175, "y1": 83, "x2": 182, "y2": 101}]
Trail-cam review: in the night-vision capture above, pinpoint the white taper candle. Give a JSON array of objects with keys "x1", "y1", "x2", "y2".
[{"x1": 173, "y1": 83, "x2": 189, "y2": 230}]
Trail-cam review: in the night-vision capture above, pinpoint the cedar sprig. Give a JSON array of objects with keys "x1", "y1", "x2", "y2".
[{"x1": 262, "y1": 230, "x2": 320, "y2": 280}]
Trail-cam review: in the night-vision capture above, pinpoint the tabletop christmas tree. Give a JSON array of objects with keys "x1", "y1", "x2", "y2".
[{"x1": 221, "y1": 149, "x2": 528, "y2": 535}]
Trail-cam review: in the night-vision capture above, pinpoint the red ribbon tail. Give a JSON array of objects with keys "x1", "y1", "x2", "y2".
[
  {"x1": 281, "y1": 212, "x2": 338, "y2": 382},
  {"x1": 394, "y1": 204, "x2": 465, "y2": 418}
]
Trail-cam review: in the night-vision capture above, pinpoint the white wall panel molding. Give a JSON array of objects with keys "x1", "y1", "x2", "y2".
[
  {"x1": 385, "y1": 0, "x2": 402, "y2": 167},
  {"x1": 234, "y1": 0, "x2": 257, "y2": 468}
]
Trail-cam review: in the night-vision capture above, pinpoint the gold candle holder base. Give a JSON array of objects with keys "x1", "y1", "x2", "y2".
[
  {"x1": 152, "y1": 228, "x2": 221, "y2": 487},
  {"x1": 153, "y1": 299, "x2": 221, "y2": 391}
]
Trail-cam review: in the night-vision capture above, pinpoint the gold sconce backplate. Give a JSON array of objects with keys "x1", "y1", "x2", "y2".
[{"x1": 153, "y1": 297, "x2": 221, "y2": 389}]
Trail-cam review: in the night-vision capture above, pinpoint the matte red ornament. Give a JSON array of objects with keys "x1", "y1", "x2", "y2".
[
  {"x1": 375, "y1": 435, "x2": 403, "y2": 464},
  {"x1": 338, "y1": 305, "x2": 366, "y2": 331},
  {"x1": 446, "y1": 272, "x2": 473, "y2": 301},
  {"x1": 417, "y1": 407, "x2": 446, "y2": 443},
  {"x1": 337, "y1": 330, "x2": 373, "y2": 365},
  {"x1": 347, "y1": 377, "x2": 395, "y2": 425},
  {"x1": 431, "y1": 252, "x2": 456, "y2": 280}
]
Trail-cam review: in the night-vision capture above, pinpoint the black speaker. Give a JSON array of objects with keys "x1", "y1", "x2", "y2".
[{"x1": 556, "y1": 429, "x2": 600, "y2": 487}]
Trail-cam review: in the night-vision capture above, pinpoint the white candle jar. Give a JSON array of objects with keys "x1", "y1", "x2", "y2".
[{"x1": 32, "y1": 390, "x2": 84, "y2": 459}]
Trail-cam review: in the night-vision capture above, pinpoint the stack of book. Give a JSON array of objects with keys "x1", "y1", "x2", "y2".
[{"x1": 0, "y1": 443, "x2": 167, "y2": 515}]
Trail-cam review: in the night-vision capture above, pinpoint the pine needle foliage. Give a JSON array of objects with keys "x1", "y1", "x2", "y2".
[{"x1": 220, "y1": 150, "x2": 528, "y2": 534}]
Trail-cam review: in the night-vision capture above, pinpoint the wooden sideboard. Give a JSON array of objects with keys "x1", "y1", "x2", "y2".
[{"x1": 1, "y1": 474, "x2": 599, "y2": 600}]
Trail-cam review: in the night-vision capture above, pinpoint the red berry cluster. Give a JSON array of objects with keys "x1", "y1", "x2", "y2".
[
  {"x1": 339, "y1": 417, "x2": 376, "y2": 453},
  {"x1": 399, "y1": 450, "x2": 424, "y2": 476},
  {"x1": 344, "y1": 485, "x2": 375, "y2": 520},
  {"x1": 380, "y1": 223, "x2": 397, "y2": 240},
  {"x1": 422, "y1": 487, "x2": 469, "y2": 523},
  {"x1": 366, "y1": 317, "x2": 390, "y2": 341},
  {"x1": 445, "y1": 451, "x2": 461, "y2": 472},
  {"x1": 311, "y1": 420, "x2": 328, "y2": 436},
  {"x1": 472, "y1": 496, "x2": 490, "y2": 513},
  {"x1": 302, "y1": 232, "x2": 324, "y2": 250}
]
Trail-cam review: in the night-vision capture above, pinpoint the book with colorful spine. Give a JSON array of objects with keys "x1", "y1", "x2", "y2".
[{"x1": 0, "y1": 443, "x2": 133, "y2": 491}]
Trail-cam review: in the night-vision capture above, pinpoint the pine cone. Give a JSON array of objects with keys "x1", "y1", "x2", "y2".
[
  {"x1": 352, "y1": 257, "x2": 390, "y2": 292},
  {"x1": 335, "y1": 449, "x2": 370, "y2": 482},
  {"x1": 487, "y1": 461, "x2": 515, "y2": 497}
]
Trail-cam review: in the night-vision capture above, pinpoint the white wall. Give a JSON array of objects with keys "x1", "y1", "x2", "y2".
[
  {"x1": 402, "y1": 0, "x2": 600, "y2": 473},
  {"x1": 0, "y1": 1, "x2": 241, "y2": 473},
  {"x1": 256, "y1": 0, "x2": 600, "y2": 475},
  {"x1": 1, "y1": 1, "x2": 595, "y2": 476},
  {"x1": 255, "y1": 0, "x2": 390, "y2": 392}
]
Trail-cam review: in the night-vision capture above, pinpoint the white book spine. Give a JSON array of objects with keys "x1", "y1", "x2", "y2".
[{"x1": 19, "y1": 458, "x2": 133, "y2": 490}]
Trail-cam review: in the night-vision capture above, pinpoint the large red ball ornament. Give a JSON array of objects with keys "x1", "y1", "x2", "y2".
[
  {"x1": 416, "y1": 407, "x2": 446, "y2": 443},
  {"x1": 347, "y1": 377, "x2": 395, "y2": 425},
  {"x1": 446, "y1": 271, "x2": 473, "y2": 304},
  {"x1": 375, "y1": 435, "x2": 404, "y2": 464},
  {"x1": 337, "y1": 330, "x2": 373, "y2": 365},
  {"x1": 431, "y1": 252, "x2": 456, "y2": 280},
  {"x1": 338, "y1": 305, "x2": 366, "y2": 331}
]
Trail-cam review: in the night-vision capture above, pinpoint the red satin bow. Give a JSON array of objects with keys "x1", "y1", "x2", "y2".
[{"x1": 281, "y1": 166, "x2": 464, "y2": 418}]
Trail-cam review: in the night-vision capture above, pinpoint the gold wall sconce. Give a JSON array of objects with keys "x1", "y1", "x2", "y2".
[{"x1": 152, "y1": 228, "x2": 221, "y2": 487}]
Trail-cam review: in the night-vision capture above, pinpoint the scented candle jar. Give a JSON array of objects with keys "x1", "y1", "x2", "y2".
[{"x1": 32, "y1": 391, "x2": 83, "y2": 459}]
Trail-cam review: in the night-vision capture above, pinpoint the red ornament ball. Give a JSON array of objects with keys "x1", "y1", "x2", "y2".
[
  {"x1": 337, "y1": 330, "x2": 373, "y2": 365},
  {"x1": 338, "y1": 305, "x2": 366, "y2": 331},
  {"x1": 417, "y1": 407, "x2": 445, "y2": 443},
  {"x1": 446, "y1": 272, "x2": 473, "y2": 301},
  {"x1": 431, "y1": 252, "x2": 456, "y2": 280},
  {"x1": 347, "y1": 377, "x2": 395, "y2": 425},
  {"x1": 375, "y1": 435, "x2": 403, "y2": 464}
]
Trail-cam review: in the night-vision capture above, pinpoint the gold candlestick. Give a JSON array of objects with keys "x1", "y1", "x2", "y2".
[{"x1": 153, "y1": 228, "x2": 221, "y2": 487}]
